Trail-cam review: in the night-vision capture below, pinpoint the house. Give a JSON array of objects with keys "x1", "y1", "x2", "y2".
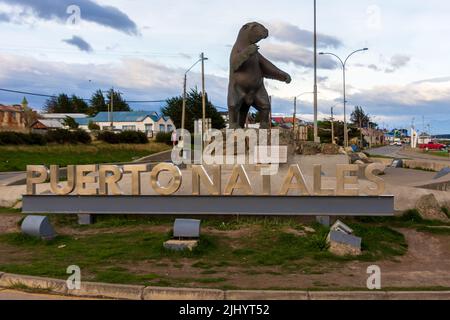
[
  {"x1": 361, "y1": 128, "x2": 386, "y2": 146},
  {"x1": 0, "y1": 104, "x2": 26, "y2": 132},
  {"x1": 31, "y1": 119, "x2": 66, "y2": 133},
  {"x1": 76, "y1": 111, "x2": 176, "y2": 137},
  {"x1": 40, "y1": 113, "x2": 89, "y2": 122}
]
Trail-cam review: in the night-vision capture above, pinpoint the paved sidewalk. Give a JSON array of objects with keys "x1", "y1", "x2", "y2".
[{"x1": 0, "y1": 288, "x2": 94, "y2": 300}]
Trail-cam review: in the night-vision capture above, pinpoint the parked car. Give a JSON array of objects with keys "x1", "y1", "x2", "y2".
[
  {"x1": 419, "y1": 142, "x2": 447, "y2": 151},
  {"x1": 390, "y1": 138, "x2": 402, "y2": 146}
]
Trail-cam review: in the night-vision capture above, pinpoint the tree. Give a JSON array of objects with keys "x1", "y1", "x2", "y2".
[
  {"x1": 88, "y1": 120, "x2": 100, "y2": 131},
  {"x1": 161, "y1": 89, "x2": 226, "y2": 132},
  {"x1": 350, "y1": 106, "x2": 370, "y2": 128},
  {"x1": 106, "y1": 90, "x2": 131, "y2": 112},
  {"x1": 44, "y1": 93, "x2": 89, "y2": 114},
  {"x1": 89, "y1": 90, "x2": 108, "y2": 115},
  {"x1": 20, "y1": 96, "x2": 39, "y2": 128},
  {"x1": 63, "y1": 116, "x2": 79, "y2": 129}
]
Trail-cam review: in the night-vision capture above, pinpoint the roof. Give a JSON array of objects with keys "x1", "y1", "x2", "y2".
[
  {"x1": 0, "y1": 104, "x2": 23, "y2": 112},
  {"x1": 91, "y1": 111, "x2": 160, "y2": 123},
  {"x1": 33, "y1": 119, "x2": 65, "y2": 129},
  {"x1": 41, "y1": 113, "x2": 89, "y2": 119}
]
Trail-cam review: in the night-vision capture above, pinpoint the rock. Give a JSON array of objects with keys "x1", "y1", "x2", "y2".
[
  {"x1": 338, "y1": 147, "x2": 347, "y2": 155},
  {"x1": 321, "y1": 144, "x2": 340, "y2": 155},
  {"x1": 416, "y1": 194, "x2": 449, "y2": 222},
  {"x1": 358, "y1": 152, "x2": 369, "y2": 160},
  {"x1": 327, "y1": 230, "x2": 362, "y2": 256},
  {"x1": 163, "y1": 240, "x2": 199, "y2": 251},
  {"x1": 296, "y1": 142, "x2": 322, "y2": 155},
  {"x1": 355, "y1": 160, "x2": 365, "y2": 165},
  {"x1": 331, "y1": 220, "x2": 354, "y2": 235}
]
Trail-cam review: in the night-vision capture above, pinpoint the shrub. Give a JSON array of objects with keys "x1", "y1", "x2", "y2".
[
  {"x1": 97, "y1": 130, "x2": 149, "y2": 144},
  {"x1": 155, "y1": 132, "x2": 172, "y2": 145},
  {"x1": 399, "y1": 209, "x2": 424, "y2": 223},
  {"x1": 46, "y1": 129, "x2": 91, "y2": 144},
  {"x1": 0, "y1": 130, "x2": 90, "y2": 145},
  {"x1": 0, "y1": 132, "x2": 46, "y2": 145},
  {"x1": 88, "y1": 121, "x2": 100, "y2": 131}
]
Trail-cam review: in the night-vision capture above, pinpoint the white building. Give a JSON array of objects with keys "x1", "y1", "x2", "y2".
[{"x1": 76, "y1": 111, "x2": 175, "y2": 137}]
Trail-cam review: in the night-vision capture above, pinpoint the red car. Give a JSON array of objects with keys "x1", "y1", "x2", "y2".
[{"x1": 419, "y1": 142, "x2": 447, "y2": 150}]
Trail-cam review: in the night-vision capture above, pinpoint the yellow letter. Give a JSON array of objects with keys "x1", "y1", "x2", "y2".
[
  {"x1": 76, "y1": 165, "x2": 99, "y2": 195},
  {"x1": 26, "y1": 165, "x2": 48, "y2": 195},
  {"x1": 192, "y1": 165, "x2": 221, "y2": 195},
  {"x1": 50, "y1": 165, "x2": 76, "y2": 195},
  {"x1": 279, "y1": 165, "x2": 310, "y2": 196},
  {"x1": 224, "y1": 165, "x2": 254, "y2": 195},
  {"x1": 364, "y1": 163, "x2": 386, "y2": 196},
  {"x1": 123, "y1": 164, "x2": 148, "y2": 196},
  {"x1": 336, "y1": 164, "x2": 359, "y2": 196},
  {"x1": 99, "y1": 165, "x2": 123, "y2": 195},
  {"x1": 313, "y1": 165, "x2": 335, "y2": 196},
  {"x1": 151, "y1": 163, "x2": 182, "y2": 195}
]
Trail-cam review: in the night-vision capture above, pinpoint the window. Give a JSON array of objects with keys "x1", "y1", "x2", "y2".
[
  {"x1": 145, "y1": 124, "x2": 153, "y2": 132},
  {"x1": 159, "y1": 124, "x2": 165, "y2": 132},
  {"x1": 123, "y1": 125, "x2": 136, "y2": 131},
  {"x1": 167, "y1": 125, "x2": 173, "y2": 132}
]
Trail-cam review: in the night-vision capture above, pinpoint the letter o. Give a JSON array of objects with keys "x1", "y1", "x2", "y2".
[{"x1": 151, "y1": 163, "x2": 182, "y2": 195}]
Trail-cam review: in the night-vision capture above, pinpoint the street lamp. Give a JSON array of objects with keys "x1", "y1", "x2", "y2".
[
  {"x1": 181, "y1": 54, "x2": 208, "y2": 133},
  {"x1": 319, "y1": 48, "x2": 368, "y2": 148}
]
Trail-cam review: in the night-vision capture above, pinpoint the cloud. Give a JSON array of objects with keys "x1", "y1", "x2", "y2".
[
  {"x1": 267, "y1": 22, "x2": 342, "y2": 48},
  {"x1": 0, "y1": 53, "x2": 228, "y2": 110},
  {"x1": 0, "y1": 0, "x2": 138, "y2": 35},
  {"x1": 385, "y1": 54, "x2": 411, "y2": 73},
  {"x1": 0, "y1": 12, "x2": 10, "y2": 22},
  {"x1": 263, "y1": 42, "x2": 338, "y2": 70},
  {"x1": 62, "y1": 36, "x2": 93, "y2": 53}
]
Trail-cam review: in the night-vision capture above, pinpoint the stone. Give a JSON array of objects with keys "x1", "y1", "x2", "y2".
[
  {"x1": 331, "y1": 220, "x2": 353, "y2": 235},
  {"x1": 321, "y1": 144, "x2": 340, "y2": 155},
  {"x1": 434, "y1": 167, "x2": 450, "y2": 180},
  {"x1": 355, "y1": 160, "x2": 365, "y2": 165},
  {"x1": 164, "y1": 240, "x2": 199, "y2": 252},
  {"x1": 391, "y1": 159, "x2": 404, "y2": 168},
  {"x1": 328, "y1": 230, "x2": 361, "y2": 256},
  {"x1": 416, "y1": 194, "x2": 449, "y2": 222}
]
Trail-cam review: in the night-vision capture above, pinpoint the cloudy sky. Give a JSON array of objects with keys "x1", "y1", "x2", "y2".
[{"x1": 0, "y1": 0, "x2": 449, "y2": 133}]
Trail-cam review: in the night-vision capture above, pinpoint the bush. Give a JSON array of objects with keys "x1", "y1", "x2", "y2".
[
  {"x1": 46, "y1": 129, "x2": 91, "y2": 144},
  {"x1": 97, "y1": 130, "x2": 149, "y2": 144},
  {"x1": 88, "y1": 121, "x2": 100, "y2": 131},
  {"x1": 155, "y1": 132, "x2": 172, "y2": 145},
  {"x1": 0, "y1": 130, "x2": 91, "y2": 145}
]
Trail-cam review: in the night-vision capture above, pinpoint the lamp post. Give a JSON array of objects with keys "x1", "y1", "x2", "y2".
[
  {"x1": 331, "y1": 106, "x2": 335, "y2": 144},
  {"x1": 313, "y1": 0, "x2": 319, "y2": 143},
  {"x1": 292, "y1": 91, "x2": 315, "y2": 133},
  {"x1": 319, "y1": 48, "x2": 368, "y2": 147}
]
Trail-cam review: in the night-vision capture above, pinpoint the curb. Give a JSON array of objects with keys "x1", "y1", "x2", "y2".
[{"x1": 1, "y1": 273, "x2": 450, "y2": 300}]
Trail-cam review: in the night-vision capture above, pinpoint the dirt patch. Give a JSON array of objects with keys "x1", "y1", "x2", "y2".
[{"x1": 0, "y1": 215, "x2": 22, "y2": 234}]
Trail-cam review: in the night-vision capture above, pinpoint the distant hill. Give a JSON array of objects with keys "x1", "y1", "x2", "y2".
[{"x1": 435, "y1": 134, "x2": 450, "y2": 139}]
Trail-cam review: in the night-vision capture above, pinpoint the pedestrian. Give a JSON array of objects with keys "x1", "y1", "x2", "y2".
[{"x1": 171, "y1": 130, "x2": 177, "y2": 146}]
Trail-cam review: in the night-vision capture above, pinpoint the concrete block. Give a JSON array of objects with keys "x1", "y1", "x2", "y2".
[
  {"x1": 328, "y1": 230, "x2": 362, "y2": 256},
  {"x1": 164, "y1": 240, "x2": 198, "y2": 251},
  {"x1": 316, "y1": 216, "x2": 330, "y2": 227},
  {"x1": 71, "y1": 282, "x2": 144, "y2": 300},
  {"x1": 174, "y1": 219, "x2": 201, "y2": 238},
  {"x1": 309, "y1": 291, "x2": 388, "y2": 300},
  {"x1": 143, "y1": 286, "x2": 224, "y2": 300},
  {"x1": 0, "y1": 273, "x2": 67, "y2": 295},
  {"x1": 78, "y1": 214, "x2": 94, "y2": 225},
  {"x1": 226, "y1": 290, "x2": 308, "y2": 300},
  {"x1": 434, "y1": 167, "x2": 450, "y2": 180}
]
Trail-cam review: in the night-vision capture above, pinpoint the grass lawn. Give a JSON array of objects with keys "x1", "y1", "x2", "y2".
[
  {"x1": 0, "y1": 142, "x2": 171, "y2": 172},
  {"x1": 0, "y1": 216, "x2": 409, "y2": 289}
]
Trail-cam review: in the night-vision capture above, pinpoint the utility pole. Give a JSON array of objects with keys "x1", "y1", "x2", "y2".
[
  {"x1": 181, "y1": 74, "x2": 187, "y2": 132},
  {"x1": 331, "y1": 106, "x2": 335, "y2": 144},
  {"x1": 293, "y1": 97, "x2": 297, "y2": 133},
  {"x1": 110, "y1": 87, "x2": 114, "y2": 129},
  {"x1": 201, "y1": 52, "x2": 207, "y2": 146},
  {"x1": 313, "y1": 0, "x2": 319, "y2": 143}
]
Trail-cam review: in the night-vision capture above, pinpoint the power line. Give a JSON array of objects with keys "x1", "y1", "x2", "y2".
[{"x1": 0, "y1": 87, "x2": 166, "y2": 104}]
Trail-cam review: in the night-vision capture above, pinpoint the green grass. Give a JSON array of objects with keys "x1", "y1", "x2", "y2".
[
  {"x1": 442, "y1": 207, "x2": 450, "y2": 219},
  {"x1": 0, "y1": 142, "x2": 170, "y2": 172},
  {"x1": 0, "y1": 218, "x2": 408, "y2": 287},
  {"x1": 0, "y1": 207, "x2": 21, "y2": 214}
]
